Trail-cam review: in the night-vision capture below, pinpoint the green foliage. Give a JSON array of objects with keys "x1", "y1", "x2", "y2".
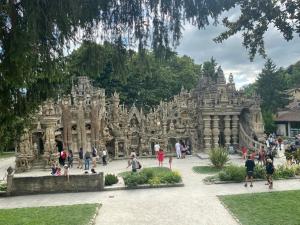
[
  {"x1": 160, "y1": 171, "x2": 182, "y2": 184},
  {"x1": 122, "y1": 167, "x2": 181, "y2": 187},
  {"x1": 219, "y1": 165, "x2": 246, "y2": 182},
  {"x1": 262, "y1": 110, "x2": 276, "y2": 134},
  {"x1": 214, "y1": 0, "x2": 300, "y2": 61},
  {"x1": 273, "y1": 165, "x2": 295, "y2": 179},
  {"x1": 253, "y1": 165, "x2": 266, "y2": 179},
  {"x1": 68, "y1": 42, "x2": 201, "y2": 110},
  {"x1": 217, "y1": 164, "x2": 299, "y2": 183},
  {"x1": 0, "y1": 204, "x2": 99, "y2": 225},
  {"x1": 257, "y1": 59, "x2": 289, "y2": 114},
  {"x1": 220, "y1": 190, "x2": 300, "y2": 225},
  {"x1": 0, "y1": 182, "x2": 7, "y2": 192},
  {"x1": 104, "y1": 174, "x2": 119, "y2": 186},
  {"x1": 209, "y1": 147, "x2": 229, "y2": 169}
]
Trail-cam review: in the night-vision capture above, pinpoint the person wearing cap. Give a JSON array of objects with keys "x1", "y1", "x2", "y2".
[{"x1": 266, "y1": 158, "x2": 275, "y2": 189}]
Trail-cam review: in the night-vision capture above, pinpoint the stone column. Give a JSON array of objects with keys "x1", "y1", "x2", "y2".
[
  {"x1": 232, "y1": 115, "x2": 239, "y2": 145},
  {"x1": 115, "y1": 140, "x2": 119, "y2": 158},
  {"x1": 224, "y1": 115, "x2": 231, "y2": 147},
  {"x1": 212, "y1": 115, "x2": 220, "y2": 148},
  {"x1": 203, "y1": 115, "x2": 212, "y2": 152}
]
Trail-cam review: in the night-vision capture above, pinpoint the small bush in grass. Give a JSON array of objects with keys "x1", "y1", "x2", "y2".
[
  {"x1": 105, "y1": 174, "x2": 118, "y2": 186},
  {"x1": 209, "y1": 147, "x2": 229, "y2": 169},
  {"x1": 0, "y1": 182, "x2": 7, "y2": 191},
  {"x1": 219, "y1": 165, "x2": 245, "y2": 182}
]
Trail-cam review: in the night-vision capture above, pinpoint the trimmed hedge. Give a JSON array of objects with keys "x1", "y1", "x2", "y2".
[
  {"x1": 217, "y1": 164, "x2": 300, "y2": 182},
  {"x1": 105, "y1": 174, "x2": 119, "y2": 186}
]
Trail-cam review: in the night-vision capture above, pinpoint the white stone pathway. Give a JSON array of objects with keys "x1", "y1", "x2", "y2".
[{"x1": 0, "y1": 156, "x2": 299, "y2": 225}]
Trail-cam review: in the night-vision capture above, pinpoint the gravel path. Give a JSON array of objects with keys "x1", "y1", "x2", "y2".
[{"x1": 0, "y1": 156, "x2": 299, "y2": 225}]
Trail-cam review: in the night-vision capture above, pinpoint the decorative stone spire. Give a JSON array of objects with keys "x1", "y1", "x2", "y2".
[
  {"x1": 217, "y1": 66, "x2": 226, "y2": 84},
  {"x1": 229, "y1": 73, "x2": 234, "y2": 84}
]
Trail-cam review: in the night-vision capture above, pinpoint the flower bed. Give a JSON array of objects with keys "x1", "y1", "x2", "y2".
[
  {"x1": 204, "y1": 164, "x2": 300, "y2": 184},
  {"x1": 119, "y1": 167, "x2": 182, "y2": 187}
]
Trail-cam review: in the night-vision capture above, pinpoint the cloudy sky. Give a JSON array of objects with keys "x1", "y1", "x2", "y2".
[{"x1": 176, "y1": 17, "x2": 300, "y2": 89}]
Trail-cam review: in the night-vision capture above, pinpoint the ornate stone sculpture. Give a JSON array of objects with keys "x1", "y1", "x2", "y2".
[{"x1": 16, "y1": 73, "x2": 264, "y2": 171}]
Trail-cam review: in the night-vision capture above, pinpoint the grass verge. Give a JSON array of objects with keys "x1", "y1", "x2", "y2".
[
  {"x1": 0, "y1": 204, "x2": 100, "y2": 225},
  {"x1": 220, "y1": 190, "x2": 300, "y2": 225},
  {"x1": 192, "y1": 166, "x2": 222, "y2": 174}
]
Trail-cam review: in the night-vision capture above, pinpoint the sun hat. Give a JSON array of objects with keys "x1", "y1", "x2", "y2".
[{"x1": 267, "y1": 158, "x2": 272, "y2": 163}]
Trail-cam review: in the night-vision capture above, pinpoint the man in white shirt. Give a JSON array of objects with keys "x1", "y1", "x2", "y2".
[
  {"x1": 102, "y1": 149, "x2": 107, "y2": 165},
  {"x1": 175, "y1": 141, "x2": 181, "y2": 159}
]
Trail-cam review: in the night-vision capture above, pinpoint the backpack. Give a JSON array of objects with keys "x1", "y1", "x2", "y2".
[
  {"x1": 137, "y1": 161, "x2": 142, "y2": 169},
  {"x1": 61, "y1": 151, "x2": 66, "y2": 160}
]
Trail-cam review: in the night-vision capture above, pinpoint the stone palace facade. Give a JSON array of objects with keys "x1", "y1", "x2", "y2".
[{"x1": 15, "y1": 67, "x2": 264, "y2": 171}]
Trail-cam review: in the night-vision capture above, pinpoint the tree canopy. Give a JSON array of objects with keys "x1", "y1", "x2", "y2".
[{"x1": 67, "y1": 41, "x2": 201, "y2": 110}]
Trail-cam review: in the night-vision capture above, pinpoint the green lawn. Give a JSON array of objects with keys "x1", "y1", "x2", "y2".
[
  {"x1": 192, "y1": 166, "x2": 222, "y2": 174},
  {"x1": 220, "y1": 190, "x2": 300, "y2": 225},
  {"x1": 0, "y1": 204, "x2": 100, "y2": 225},
  {"x1": 0, "y1": 152, "x2": 15, "y2": 159}
]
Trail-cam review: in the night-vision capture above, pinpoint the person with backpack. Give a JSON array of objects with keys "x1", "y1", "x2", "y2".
[
  {"x1": 266, "y1": 158, "x2": 275, "y2": 189},
  {"x1": 127, "y1": 155, "x2": 140, "y2": 172},
  {"x1": 84, "y1": 150, "x2": 91, "y2": 170},
  {"x1": 244, "y1": 155, "x2": 255, "y2": 187}
]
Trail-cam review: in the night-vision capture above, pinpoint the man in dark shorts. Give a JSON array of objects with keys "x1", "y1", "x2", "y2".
[{"x1": 244, "y1": 155, "x2": 255, "y2": 187}]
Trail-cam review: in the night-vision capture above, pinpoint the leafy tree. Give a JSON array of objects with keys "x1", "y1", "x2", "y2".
[
  {"x1": 255, "y1": 59, "x2": 290, "y2": 133},
  {"x1": 256, "y1": 59, "x2": 289, "y2": 113},
  {"x1": 241, "y1": 83, "x2": 257, "y2": 97},
  {"x1": 68, "y1": 42, "x2": 201, "y2": 110},
  {"x1": 214, "y1": 0, "x2": 300, "y2": 61},
  {"x1": 1, "y1": 0, "x2": 299, "y2": 151},
  {"x1": 262, "y1": 110, "x2": 277, "y2": 134},
  {"x1": 201, "y1": 57, "x2": 218, "y2": 80}
]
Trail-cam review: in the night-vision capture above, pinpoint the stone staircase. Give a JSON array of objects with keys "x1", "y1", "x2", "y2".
[{"x1": 31, "y1": 159, "x2": 46, "y2": 170}]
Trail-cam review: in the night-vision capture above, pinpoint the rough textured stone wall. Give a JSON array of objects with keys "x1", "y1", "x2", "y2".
[{"x1": 7, "y1": 173, "x2": 104, "y2": 196}]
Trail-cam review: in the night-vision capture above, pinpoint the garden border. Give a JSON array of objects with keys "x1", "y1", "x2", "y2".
[
  {"x1": 204, "y1": 176, "x2": 300, "y2": 185},
  {"x1": 104, "y1": 182, "x2": 184, "y2": 191},
  {"x1": 87, "y1": 203, "x2": 101, "y2": 225}
]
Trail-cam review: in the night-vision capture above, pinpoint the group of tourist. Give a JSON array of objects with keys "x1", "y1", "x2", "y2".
[
  {"x1": 50, "y1": 146, "x2": 108, "y2": 176},
  {"x1": 175, "y1": 140, "x2": 190, "y2": 159}
]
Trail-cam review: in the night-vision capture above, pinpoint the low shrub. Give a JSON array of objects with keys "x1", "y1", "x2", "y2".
[
  {"x1": 123, "y1": 167, "x2": 182, "y2": 187},
  {"x1": 104, "y1": 174, "x2": 118, "y2": 186},
  {"x1": 254, "y1": 165, "x2": 266, "y2": 179},
  {"x1": 293, "y1": 165, "x2": 300, "y2": 176},
  {"x1": 219, "y1": 165, "x2": 245, "y2": 182},
  {"x1": 273, "y1": 165, "x2": 295, "y2": 179},
  {"x1": 160, "y1": 171, "x2": 182, "y2": 184},
  {"x1": 0, "y1": 182, "x2": 7, "y2": 191},
  {"x1": 148, "y1": 177, "x2": 161, "y2": 185},
  {"x1": 209, "y1": 147, "x2": 229, "y2": 169}
]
